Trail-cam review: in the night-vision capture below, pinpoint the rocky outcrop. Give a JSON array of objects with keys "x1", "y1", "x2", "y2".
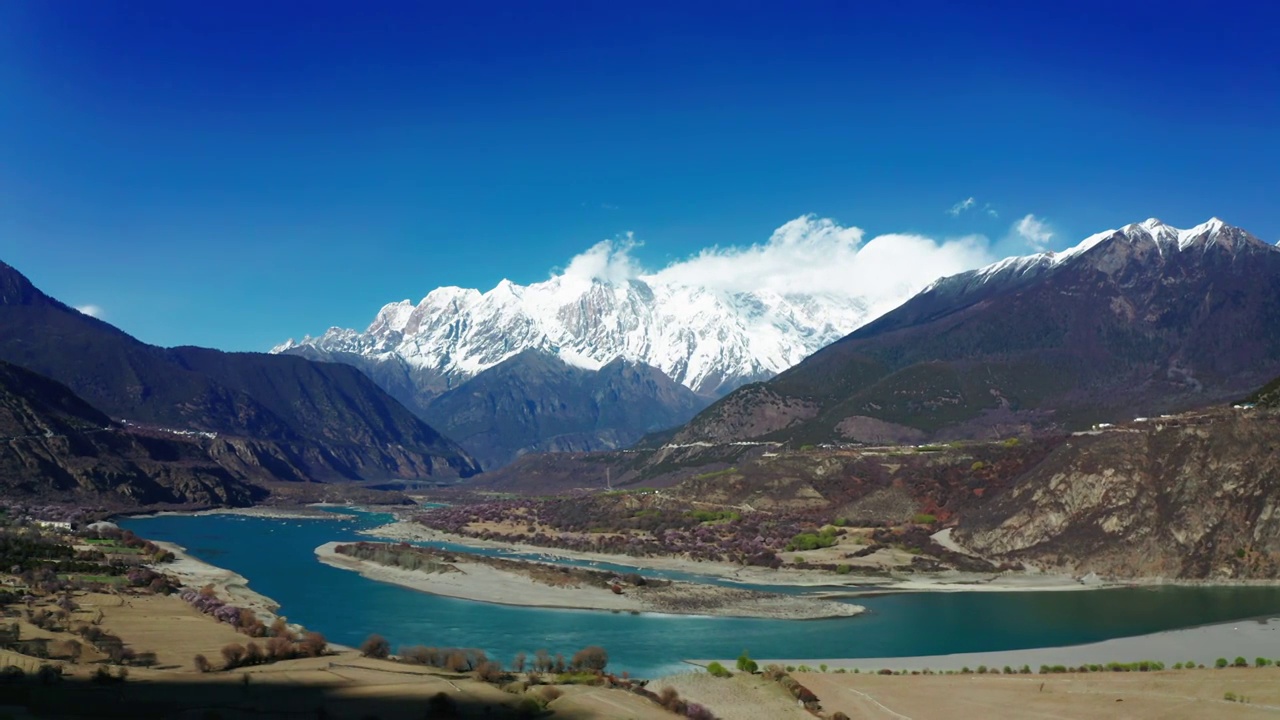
[{"x1": 957, "y1": 408, "x2": 1280, "y2": 579}]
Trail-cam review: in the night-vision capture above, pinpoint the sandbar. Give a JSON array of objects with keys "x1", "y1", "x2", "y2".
[{"x1": 315, "y1": 541, "x2": 863, "y2": 620}]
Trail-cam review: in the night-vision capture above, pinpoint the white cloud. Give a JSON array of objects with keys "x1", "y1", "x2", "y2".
[
  {"x1": 948, "y1": 197, "x2": 977, "y2": 216},
  {"x1": 76, "y1": 304, "x2": 104, "y2": 318},
  {"x1": 559, "y1": 233, "x2": 645, "y2": 284},
  {"x1": 985, "y1": 203, "x2": 999, "y2": 218},
  {"x1": 1012, "y1": 214, "x2": 1054, "y2": 251},
  {"x1": 559, "y1": 215, "x2": 994, "y2": 304}
]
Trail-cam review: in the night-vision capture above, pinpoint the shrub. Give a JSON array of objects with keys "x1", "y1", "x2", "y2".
[
  {"x1": 193, "y1": 654, "x2": 211, "y2": 673},
  {"x1": 476, "y1": 661, "x2": 505, "y2": 683},
  {"x1": 539, "y1": 685, "x2": 562, "y2": 702},
  {"x1": 706, "y1": 662, "x2": 732, "y2": 678},
  {"x1": 1225, "y1": 691, "x2": 1238, "y2": 702},
  {"x1": 571, "y1": 645, "x2": 608, "y2": 672},
  {"x1": 36, "y1": 664, "x2": 61, "y2": 685},
  {"x1": 266, "y1": 635, "x2": 293, "y2": 661},
  {"x1": 299, "y1": 632, "x2": 327, "y2": 657},
  {"x1": 221, "y1": 643, "x2": 246, "y2": 670},
  {"x1": 427, "y1": 691, "x2": 457, "y2": 716},
  {"x1": 1234, "y1": 656, "x2": 1248, "y2": 668},
  {"x1": 835, "y1": 564, "x2": 851, "y2": 575},
  {"x1": 515, "y1": 695, "x2": 545, "y2": 717},
  {"x1": 912, "y1": 514, "x2": 937, "y2": 525},
  {"x1": 736, "y1": 651, "x2": 758, "y2": 674},
  {"x1": 445, "y1": 651, "x2": 470, "y2": 672},
  {"x1": 360, "y1": 634, "x2": 390, "y2": 659},
  {"x1": 1256, "y1": 657, "x2": 1272, "y2": 667},
  {"x1": 1215, "y1": 658, "x2": 1229, "y2": 669},
  {"x1": 243, "y1": 641, "x2": 263, "y2": 666}
]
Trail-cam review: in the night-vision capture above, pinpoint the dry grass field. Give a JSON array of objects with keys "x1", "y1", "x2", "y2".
[{"x1": 792, "y1": 669, "x2": 1280, "y2": 720}]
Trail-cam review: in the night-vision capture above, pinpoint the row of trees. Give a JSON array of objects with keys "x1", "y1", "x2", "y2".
[
  {"x1": 359, "y1": 636, "x2": 610, "y2": 675},
  {"x1": 203, "y1": 630, "x2": 328, "y2": 672}
]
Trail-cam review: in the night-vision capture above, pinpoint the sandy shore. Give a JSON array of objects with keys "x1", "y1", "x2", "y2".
[
  {"x1": 315, "y1": 541, "x2": 863, "y2": 620},
  {"x1": 152, "y1": 540, "x2": 284, "y2": 623},
  {"x1": 362, "y1": 520, "x2": 1096, "y2": 592},
  {"x1": 692, "y1": 615, "x2": 1280, "y2": 672}
]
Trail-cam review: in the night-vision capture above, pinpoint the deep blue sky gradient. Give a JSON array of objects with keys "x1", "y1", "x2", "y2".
[{"x1": 2, "y1": 1, "x2": 1277, "y2": 350}]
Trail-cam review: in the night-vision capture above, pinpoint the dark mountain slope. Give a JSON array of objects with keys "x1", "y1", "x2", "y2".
[
  {"x1": 678, "y1": 219, "x2": 1280, "y2": 444},
  {"x1": 1246, "y1": 374, "x2": 1280, "y2": 409},
  {"x1": 0, "y1": 360, "x2": 265, "y2": 505},
  {"x1": 0, "y1": 261, "x2": 479, "y2": 482},
  {"x1": 422, "y1": 350, "x2": 709, "y2": 469}
]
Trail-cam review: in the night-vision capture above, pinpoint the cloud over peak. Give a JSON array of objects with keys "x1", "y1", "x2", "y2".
[
  {"x1": 557, "y1": 215, "x2": 994, "y2": 303},
  {"x1": 75, "y1": 304, "x2": 104, "y2": 318},
  {"x1": 1012, "y1": 214, "x2": 1054, "y2": 251}
]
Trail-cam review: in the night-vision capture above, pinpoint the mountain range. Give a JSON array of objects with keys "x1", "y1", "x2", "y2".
[
  {"x1": 0, "y1": 359, "x2": 268, "y2": 505},
  {"x1": 0, "y1": 260, "x2": 480, "y2": 499},
  {"x1": 421, "y1": 350, "x2": 708, "y2": 470},
  {"x1": 270, "y1": 227, "x2": 938, "y2": 466},
  {"x1": 676, "y1": 218, "x2": 1280, "y2": 446}
]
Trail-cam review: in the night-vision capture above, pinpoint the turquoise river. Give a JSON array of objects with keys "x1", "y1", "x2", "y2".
[{"x1": 120, "y1": 509, "x2": 1280, "y2": 678}]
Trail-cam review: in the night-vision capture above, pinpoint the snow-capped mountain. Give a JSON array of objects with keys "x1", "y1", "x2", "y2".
[
  {"x1": 275, "y1": 273, "x2": 875, "y2": 398},
  {"x1": 677, "y1": 217, "x2": 1280, "y2": 445},
  {"x1": 272, "y1": 214, "x2": 995, "y2": 405},
  {"x1": 921, "y1": 217, "x2": 1265, "y2": 300}
]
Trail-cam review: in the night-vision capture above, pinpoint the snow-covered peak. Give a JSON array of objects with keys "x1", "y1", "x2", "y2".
[
  {"x1": 274, "y1": 271, "x2": 881, "y2": 396},
  {"x1": 923, "y1": 218, "x2": 1272, "y2": 299}
]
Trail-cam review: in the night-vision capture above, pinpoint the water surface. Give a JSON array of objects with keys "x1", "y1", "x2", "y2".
[{"x1": 121, "y1": 511, "x2": 1280, "y2": 677}]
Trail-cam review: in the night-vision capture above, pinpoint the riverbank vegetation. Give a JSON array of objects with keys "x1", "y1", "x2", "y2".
[{"x1": 409, "y1": 493, "x2": 1004, "y2": 576}]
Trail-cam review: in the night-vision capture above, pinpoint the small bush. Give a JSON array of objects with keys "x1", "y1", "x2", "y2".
[
  {"x1": 1216, "y1": 658, "x2": 1229, "y2": 669},
  {"x1": 1256, "y1": 657, "x2": 1272, "y2": 668},
  {"x1": 706, "y1": 661, "x2": 732, "y2": 678},
  {"x1": 538, "y1": 686, "x2": 562, "y2": 703},
  {"x1": 194, "y1": 654, "x2": 211, "y2": 673},
  {"x1": 571, "y1": 645, "x2": 608, "y2": 672},
  {"x1": 736, "y1": 651, "x2": 758, "y2": 674},
  {"x1": 1234, "y1": 656, "x2": 1248, "y2": 668},
  {"x1": 476, "y1": 661, "x2": 505, "y2": 683},
  {"x1": 427, "y1": 691, "x2": 457, "y2": 716},
  {"x1": 360, "y1": 634, "x2": 390, "y2": 659}
]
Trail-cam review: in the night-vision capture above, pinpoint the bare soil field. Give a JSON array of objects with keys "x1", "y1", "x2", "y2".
[
  {"x1": 797, "y1": 669, "x2": 1280, "y2": 720},
  {"x1": 76, "y1": 591, "x2": 256, "y2": 671},
  {"x1": 656, "y1": 671, "x2": 812, "y2": 720}
]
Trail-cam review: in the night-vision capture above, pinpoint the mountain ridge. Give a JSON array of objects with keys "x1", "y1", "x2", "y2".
[
  {"x1": 421, "y1": 349, "x2": 709, "y2": 469},
  {"x1": 0, "y1": 260, "x2": 481, "y2": 484},
  {"x1": 676, "y1": 218, "x2": 1280, "y2": 445},
  {"x1": 0, "y1": 359, "x2": 267, "y2": 505}
]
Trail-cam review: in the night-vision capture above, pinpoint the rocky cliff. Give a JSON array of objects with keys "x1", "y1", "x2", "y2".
[{"x1": 957, "y1": 408, "x2": 1280, "y2": 579}]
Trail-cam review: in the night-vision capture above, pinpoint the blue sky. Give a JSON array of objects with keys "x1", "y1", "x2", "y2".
[{"x1": 2, "y1": 1, "x2": 1277, "y2": 350}]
